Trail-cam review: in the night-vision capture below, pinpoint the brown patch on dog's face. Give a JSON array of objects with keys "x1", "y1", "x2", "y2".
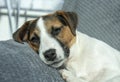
[
  {"x1": 27, "y1": 27, "x2": 40, "y2": 53},
  {"x1": 13, "y1": 19, "x2": 40, "y2": 54},
  {"x1": 57, "y1": 26, "x2": 76, "y2": 48},
  {"x1": 42, "y1": 10, "x2": 78, "y2": 48}
]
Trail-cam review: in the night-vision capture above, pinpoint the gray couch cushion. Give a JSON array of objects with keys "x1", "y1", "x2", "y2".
[
  {"x1": 0, "y1": 40, "x2": 64, "y2": 82},
  {"x1": 62, "y1": 0, "x2": 120, "y2": 51}
]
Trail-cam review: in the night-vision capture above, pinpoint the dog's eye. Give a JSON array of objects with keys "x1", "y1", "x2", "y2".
[
  {"x1": 30, "y1": 35, "x2": 40, "y2": 44},
  {"x1": 51, "y1": 26, "x2": 63, "y2": 36}
]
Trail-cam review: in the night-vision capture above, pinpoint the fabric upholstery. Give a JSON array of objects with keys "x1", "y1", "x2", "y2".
[{"x1": 0, "y1": 40, "x2": 64, "y2": 82}]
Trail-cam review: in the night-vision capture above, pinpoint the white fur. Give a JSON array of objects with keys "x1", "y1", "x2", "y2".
[
  {"x1": 37, "y1": 18, "x2": 65, "y2": 68},
  {"x1": 61, "y1": 31, "x2": 120, "y2": 82}
]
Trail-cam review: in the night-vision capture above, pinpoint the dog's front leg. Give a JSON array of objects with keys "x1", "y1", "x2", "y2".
[{"x1": 59, "y1": 69, "x2": 88, "y2": 82}]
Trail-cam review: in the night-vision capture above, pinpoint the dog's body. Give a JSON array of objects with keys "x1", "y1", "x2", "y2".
[
  {"x1": 13, "y1": 11, "x2": 120, "y2": 82},
  {"x1": 60, "y1": 31, "x2": 120, "y2": 82}
]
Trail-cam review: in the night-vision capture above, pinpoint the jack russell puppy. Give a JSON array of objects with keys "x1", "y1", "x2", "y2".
[{"x1": 13, "y1": 11, "x2": 120, "y2": 82}]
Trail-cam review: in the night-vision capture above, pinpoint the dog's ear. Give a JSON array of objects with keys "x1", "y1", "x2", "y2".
[
  {"x1": 13, "y1": 20, "x2": 31, "y2": 43},
  {"x1": 56, "y1": 11, "x2": 78, "y2": 36}
]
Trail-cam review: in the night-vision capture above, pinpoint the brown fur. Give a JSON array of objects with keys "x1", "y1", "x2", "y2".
[
  {"x1": 57, "y1": 26, "x2": 76, "y2": 48},
  {"x1": 26, "y1": 27, "x2": 40, "y2": 53},
  {"x1": 55, "y1": 11, "x2": 78, "y2": 36},
  {"x1": 13, "y1": 19, "x2": 40, "y2": 54}
]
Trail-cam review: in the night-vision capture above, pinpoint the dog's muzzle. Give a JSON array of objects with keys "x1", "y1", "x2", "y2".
[
  {"x1": 43, "y1": 46, "x2": 69, "y2": 62},
  {"x1": 43, "y1": 47, "x2": 69, "y2": 62},
  {"x1": 42, "y1": 39, "x2": 70, "y2": 68}
]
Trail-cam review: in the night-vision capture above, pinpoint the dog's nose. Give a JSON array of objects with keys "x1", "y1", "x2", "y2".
[{"x1": 43, "y1": 49, "x2": 56, "y2": 61}]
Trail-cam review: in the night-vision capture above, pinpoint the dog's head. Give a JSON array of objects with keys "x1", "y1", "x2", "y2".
[
  {"x1": 13, "y1": 19, "x2": 40, "y2": 54},
  {"x1": 38, "y1": 11, "x2": 78, "y2": 68},
  {"x1": 13, "y1": 11, "x2": 78, "y2": 67}
]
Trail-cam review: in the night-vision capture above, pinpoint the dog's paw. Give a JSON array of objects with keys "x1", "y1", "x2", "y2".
[
  {"x1": 59, "y1": 69, "x2": 74, "y2": 82},
  {"x1": 59, "y1": 69, "x2": 87, "y2": 82},
  {"x1": 59, "y1": 69, "x2": 70, "y2": 80}
]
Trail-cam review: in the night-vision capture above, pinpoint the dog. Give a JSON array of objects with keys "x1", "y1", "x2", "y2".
[{"x1": 13, "y1": 11, "x2": 120, "y2": 82}]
